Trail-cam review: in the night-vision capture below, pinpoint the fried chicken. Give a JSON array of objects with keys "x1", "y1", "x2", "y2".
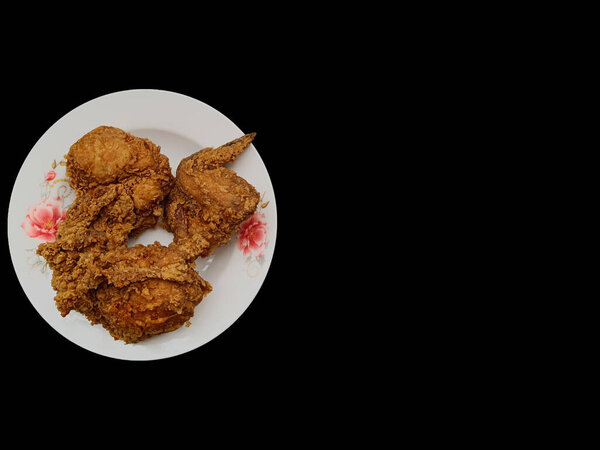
[
  {"x1": 37, "y1": 184, "x2": 138, "y2": 316},
  {"x1": 165, "y1": 133, "x2": 260, "y2": 260},
  {"x1": 66, "y1": 126, "x2": 174, "y2": 233},
  {"x1": 90, "y1": 243, "x2": 211, "y2": 343},
  {"x1": 33, "y1": 126, "x2": 269, "y2": 344},
  {"x1": 38, "y1": 126, "x2": 175, "y2": 319},
  {"x1": 42, "y1": 240, "x2": 211, "y2": 343}
]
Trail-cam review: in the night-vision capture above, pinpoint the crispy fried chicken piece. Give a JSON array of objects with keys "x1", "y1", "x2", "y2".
[
  {"x1": 67, "y1": 126, "x2": 173, "y2": 192},
  {"x1": 36, "y1": 126, "x2": 215, "y2": 343},
  {"x1": 165, "y1": 133, "x2": 260, "y2": 260},
  {"x1": 66, "y1": 125, "x2": 174, "y2": 232},
  {"x1": 37, "y1": 184, "x2": 138, "y2": 316},
  {"x1": 38, "y1": 126, "x2": 175, "y2": 318},
  {"x1": 91, "y1": 243, "x2": 212, "y2": 343}
]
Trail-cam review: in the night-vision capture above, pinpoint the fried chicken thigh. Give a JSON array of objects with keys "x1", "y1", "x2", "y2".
[
  {"x1": 91, "y1": 243, "x2": 211, "y2": 343},
  {"x1": 165, "y1": 133, "x2": 260, "y2": 260}
]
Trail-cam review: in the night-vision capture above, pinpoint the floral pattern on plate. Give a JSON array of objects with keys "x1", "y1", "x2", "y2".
[
  {"x1": 238, "y1": 193, "x2": 270, "y2": 277},
  {"x1": 21, "y1": 158, "x2": 74, "y2": 243},
  {"x1": 21, "y1": 197, "x2": 67, "y2": 242}
]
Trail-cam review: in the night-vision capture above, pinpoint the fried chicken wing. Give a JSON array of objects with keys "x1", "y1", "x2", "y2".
[{"x1": 165, "y1": 133, "x2": 260, "y2": 260}]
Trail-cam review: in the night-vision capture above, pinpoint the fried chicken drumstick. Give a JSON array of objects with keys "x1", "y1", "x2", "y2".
[{"x1": 165, "y1": 133, "x2": 260, "y2": 260}]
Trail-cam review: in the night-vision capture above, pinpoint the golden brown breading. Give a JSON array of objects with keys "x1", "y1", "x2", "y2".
[
  {"x1": 37, "y1": 184, "x2": 137, "y2": 316},
  {"x1": 165, "y1": 133, "x2": 260, "y2": 260},
  {"x1": 32, "y1": 127, "x2": 271, "y2": 344},
  {"x1": 90, "y1": 243, "x2": 212, "y2": 343},
  {"x1": 66, "y1": 126, "x2": 174, "y2": 232},
  {"x1": 95, "y1": 279, "x2": 206, "y2": 343},
  {"x1": 67, "y1": 126, "x2": 173, "y2": 193},
  {"x1": 38, "y1": 126, "x2": 175, "y2": 319},
  {"x1": 178, "y1": 133, "x2": 256, "y2": 172},
  {"x1": 98, "y1": 242, "x2": 203, "y2": 287}
]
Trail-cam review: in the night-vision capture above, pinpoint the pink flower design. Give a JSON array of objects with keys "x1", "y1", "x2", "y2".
[
  {"x1": 21, "y1": 197, "x2": 66, "y2": 242},
  {"x1": 237, "y1": 212, "x2": 268, "y2": 257},
  {"x1": 45, "y1": 170, "x2": 56, "y2": 181}
]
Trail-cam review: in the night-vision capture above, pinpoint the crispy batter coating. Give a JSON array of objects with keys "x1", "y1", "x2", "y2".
[
  {"x1": 165, "y1": 133, "x2": 260, "y2": 260},
  {"x1": 37, "y1": 127, "x2": 202, "y2": 342},
  {"x1": 39, "y1": 127, "x2": 175, "y2": 319},
  {"x1": 37, "y1": 184, "x2": 139, "y2": 316},
  {"x1": 67, "y1": 126, "x2": 172, "y2": 192},
  {"x1": 35, "y1": 127, "x2": 270, "y2": 344},
  {"x1": 66, "y1": 126, "x2": 174, "y2": 229},
  {"x1": 91, "y1": 243, "x2": 212, "y2": 343}
]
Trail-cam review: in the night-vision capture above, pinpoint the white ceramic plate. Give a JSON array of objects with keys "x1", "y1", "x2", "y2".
[{"x1": 7, "y1": 89, "x2": 277, "y2": 361}]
